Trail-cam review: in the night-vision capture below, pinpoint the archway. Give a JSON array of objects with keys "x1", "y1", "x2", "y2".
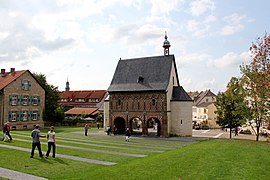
[
  {"x1": 147, "y1": 118, "x2": 161, "y2": 136},
  {"x1": 114, "y1": 117, "x2": 126, "y2": 134},
  {"x1": 129, "y1": 117, "x2": 143, "y2": 135}
]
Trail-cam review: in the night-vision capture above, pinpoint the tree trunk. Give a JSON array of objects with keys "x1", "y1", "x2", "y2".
[
  {"x1": 230, "y1": 126, "x2": 232, "y2": 139},
  {"x1": 256, "y1": 124, "x2": 260, "y2": 141}
]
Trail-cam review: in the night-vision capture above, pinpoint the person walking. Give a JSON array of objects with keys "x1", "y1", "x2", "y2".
[
  {"x1": 46, "y1": 126, "x2": 56, "y2": 158},
  {"x1": 30, "y1": 124, "x2": 45, "y2": 158},
  {"x1": 3, "y1": 121, "x2": 12, "y2": 141},
  {"x1": 84, "y1": 124, "x2": 89, "y2": 136},
  {"x1": 125, "y1": 128, "x2": 131, "y2": 142}
]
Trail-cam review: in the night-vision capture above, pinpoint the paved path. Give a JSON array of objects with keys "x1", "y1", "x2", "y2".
[
  {"x1": 192, "y1": 129, "x2": 268, "y2": 141},
  {"x1": 0, "y1": 167, "x2": 48, "y2": 180},
  {"x1": 13, "y1": 138, "x2": 147, "y2": 157},
  {"x1": 0, "y1": 144, "x2": 116, "y2": 166}
]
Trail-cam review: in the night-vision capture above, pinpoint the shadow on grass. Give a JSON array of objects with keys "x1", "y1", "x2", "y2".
[{"x1": 52, "y1": 158, "x2": 69, "y2": 165}]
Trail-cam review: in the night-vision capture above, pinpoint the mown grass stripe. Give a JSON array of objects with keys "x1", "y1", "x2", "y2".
[
  {"x1": 13, "y1": 138, "x2": 147, "y2": 157},
  {"x1": 0, "y1": 144, "x2": 117, "y2": 165},
  {"x1": 12, "y1": 134, "x2": 164, "y2": 153}
]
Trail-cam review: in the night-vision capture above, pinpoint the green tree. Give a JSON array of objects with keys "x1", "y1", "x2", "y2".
[
  {"x1": 215, "y1": 77, "x2": 251, "y2": 139},
  {"x1": 33, "y1": 73, "x2": 64, "y2": 123},
  {"x1": 240, "y1": 33, "x2": 270, "y2": 141}
]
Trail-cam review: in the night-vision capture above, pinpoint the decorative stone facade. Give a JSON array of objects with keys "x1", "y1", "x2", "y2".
[{"x1": 109, "y1": 92, "x2": 168, "y2": 136}]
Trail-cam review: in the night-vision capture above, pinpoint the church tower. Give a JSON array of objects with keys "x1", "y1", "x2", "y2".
[
  {"x1": 65, "y1": 77, "x2": 70, "y2": 91},
  {"x1": 163, "y1": 31, "x2": 171, "y2": 56}
]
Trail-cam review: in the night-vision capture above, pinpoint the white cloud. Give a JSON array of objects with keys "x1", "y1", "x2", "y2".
[
  {"x1": 177, "y1": 52, "x2": 212, "y2": 67},
  {"x1": 209, "y1": 51, "x2": 250, "y2": 68},
  {"x1": 150, "y1": 0, "x2": 184, "y2": 15},
  {"x1": 186, "y1": 15, "x2": 217, "y2": 38},
  {"x1": 0, "y1": 10, "x2": 74, "y2": 62},
  {"x1": 189, "y1": 0, "x2": 215, "y2": 16},
  {"x1": 220, "y1": 13, "x2": 246, "y2": 35}
]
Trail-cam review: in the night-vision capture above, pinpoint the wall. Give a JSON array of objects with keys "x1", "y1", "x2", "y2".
[
  {"x1": 2, "y1": 71, "x2": 45, "y2": 129},
  {"x1": 170, "y1": 101, "x2": 192, "y2": 136},
  {"x1": 207, "y1": 103, "x2": 219, "y2": 128}
]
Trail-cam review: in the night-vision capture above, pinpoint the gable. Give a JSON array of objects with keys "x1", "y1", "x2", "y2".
[{"x1": 108, "y1": 55, "x2": 178, "y2": 92}]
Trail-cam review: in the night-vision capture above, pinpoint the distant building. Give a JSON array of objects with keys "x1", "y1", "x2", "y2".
[
  {"x1": 0, "y1": 68, "x2": 45, "y2": 129},
  {"x1": 104, "y1": 33, "x2": 193, "y2": 137},
  {"x1": 59, "y1": 80, "x2": 108, "y2": 117},
  {"x1": 191, "y1": 90, "x2": 219, "y2": 129}
]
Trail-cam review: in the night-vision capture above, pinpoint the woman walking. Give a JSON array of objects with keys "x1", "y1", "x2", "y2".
[{"x1": 46, "y1": 126, "x2": 56, "y2": 158}]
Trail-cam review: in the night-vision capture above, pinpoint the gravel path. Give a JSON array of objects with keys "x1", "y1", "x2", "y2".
[{"x1": 0, "y1": 167, "x2": 48, "y2": 180}]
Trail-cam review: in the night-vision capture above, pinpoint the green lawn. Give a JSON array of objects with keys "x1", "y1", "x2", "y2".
[{"x1": 0, "y1": 128, "x2": 269, "y2": 180}]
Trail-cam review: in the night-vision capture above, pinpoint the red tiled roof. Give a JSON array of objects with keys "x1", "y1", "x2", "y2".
[
  {"x1": 64, "y1": 107, "x2": 99, "y2": 115},
  {"x1": 0, "y1": 70, "x2": 27, "y2": 90},
  {"x1": 60, "y1": 90, "x2": 107, "y2": 100}
]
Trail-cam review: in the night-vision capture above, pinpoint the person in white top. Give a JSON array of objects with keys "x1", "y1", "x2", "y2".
[{"x1": 45, "y1": 126, "x2": 56, "y2": 158}]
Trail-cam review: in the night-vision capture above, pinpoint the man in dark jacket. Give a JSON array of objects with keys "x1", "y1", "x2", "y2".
[{"x1": 125, "y1": 128, "x2": 131, "y2": 142}]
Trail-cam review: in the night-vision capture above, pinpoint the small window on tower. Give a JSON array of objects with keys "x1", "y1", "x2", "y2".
[{"x1": 137, "y1": 76, "x2": 144, "y2": 83}]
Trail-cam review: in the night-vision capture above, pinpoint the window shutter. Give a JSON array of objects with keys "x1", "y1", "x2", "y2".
[
  {"x1": 17, "y1": 95, "x2": 21, "y2": 105},
  {"x1": 21, "y1": 80, "x2": 24, "y2": 90},
  {"x1": 28, "y1": 96, "x2": 31, "y2": 105},
  {"x1": 18, "y1": 111, "x2": 22, "y2": 121},
  {"x1": 9, "y1": 95, "x2": 12, "y2": 105},
  {"x1": 38, "y1": 96, "x2": 40, "y2": 106},
  {"x1": 8, "y1": 112, "x2": 12, "y2": 121},
  {"x1": 38, "y1": 110, "x2": 40, "y2": 120},
  {"x1": 31, "y1": 96, "x2": 34, "y2": 105},
  {"x1": 29, "y1": 81, "x2": 31, "y2": 90},
  {"x1": 28, "y1": 111, "x2": 31, "y2": 121}
]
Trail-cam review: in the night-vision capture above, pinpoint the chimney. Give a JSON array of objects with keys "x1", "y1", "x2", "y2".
[
  {"x1": 10, "y1": 68, "x2": 15, "y2": 73},
  {"x1": 1, "y1": 69, "x2": 5, "y2": 74}
]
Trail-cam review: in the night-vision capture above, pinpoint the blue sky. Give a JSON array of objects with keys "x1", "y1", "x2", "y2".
[{"x1": 0, "y1": 0, "x2": 269, "y2": 93}]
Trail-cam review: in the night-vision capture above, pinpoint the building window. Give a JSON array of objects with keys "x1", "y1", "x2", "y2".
[
  {"x1": 22, "y1": 95, "x2": 29, "y2": 105},
  {"x1": 22, "y1": 111, "x2": 28, "y2": 121},
  {"x1": 32, "y1": 96, "x2": 38, "y2": 105},
  {"x1": 32, "y1": 111, "x2": 40, "y2": 120},
  {"x1": 152, "y1": 99, "x2": 156, "y2": 106},
  {"x1": 22, "y1": 80, "x2": 31, "y2": 91},
  {"x1": 11, "y1": 95, "x2": 18, "y2": 106},
  {"x1": 12, "y1": 111, "x2": 17, "y2": 121},
  {"x1": 118, "y1": 99, "x2": 121, "y2": 106}
]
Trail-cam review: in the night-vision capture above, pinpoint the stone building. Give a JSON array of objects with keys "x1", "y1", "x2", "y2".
[
  {"x1": 104, "y1": 34, "x2": 193, "y2": 137},
  {"x1": 0, "y1": 68, "x2": 45, "y2": 129}
]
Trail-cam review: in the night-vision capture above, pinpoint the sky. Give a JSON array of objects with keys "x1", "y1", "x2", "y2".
[{"x1": 0, "y1": 0, "x2": 269, "y2": 94}]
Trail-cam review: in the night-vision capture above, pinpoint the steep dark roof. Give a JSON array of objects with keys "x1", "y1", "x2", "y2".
[
  {"x1": 171, "y1": 86, "x2": 193, "y2": 101},
  {"x1": 108, "y1": 55, "x2": 178, "y2": 92},
  {"x1": 193, "y1": 89, "x2": 216, "y2": 106}
]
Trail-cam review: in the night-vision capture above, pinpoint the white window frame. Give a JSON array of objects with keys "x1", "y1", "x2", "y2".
[
  {"x1": 11, "y1": 112, "x2": 17, "y2": 121},
  {"x1": 32, "y1": 111, "x2": 38, "y2": 120},
  {"x1": 22, "y1": 111, "x2": 28, "y2": 121},
  {"x1": 11, "y1": 95, "x2": 18, "y2": 106},
  {"x1": 22, "y1": 95, "x2": 28, "y2": 105},
  {"x1": 32, "y1": 96, "x2": 38, "y2": 105}
]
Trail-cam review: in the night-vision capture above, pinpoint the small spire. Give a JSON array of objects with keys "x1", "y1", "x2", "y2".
[
  {"x1": 65, "y1": 76, "x2": 70, "y2": 91},
  {"x1": 163, "y1": 31, "x2": 171, "y2": 56}
]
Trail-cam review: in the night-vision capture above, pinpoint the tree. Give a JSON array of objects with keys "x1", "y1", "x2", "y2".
[
  {"x1": 33, "y1": 73, "x2": 64, "y2": 123},
  {"x1": 215, "y1": 77, "x2": 251, "y2": 139},
  {"x1": 240, "y1": 33, "x2": 270, "y2": 141}
]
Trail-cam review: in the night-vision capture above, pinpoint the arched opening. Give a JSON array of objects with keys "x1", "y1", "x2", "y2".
[
  {"x1": 147, "y1": 118, "x2": 161, "y2": 136},
  {"x1": 129, "y1": 117, "x2": 143, "y2": 135},
  {"x1": 114, "y1": 117, "x2": 126, "y2": 134}
]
